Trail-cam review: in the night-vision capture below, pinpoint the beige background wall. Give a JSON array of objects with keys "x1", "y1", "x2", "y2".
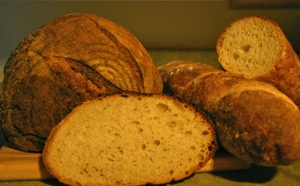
[{"x1": 0, "y1": 0, "x2": 300, "y2": 68}]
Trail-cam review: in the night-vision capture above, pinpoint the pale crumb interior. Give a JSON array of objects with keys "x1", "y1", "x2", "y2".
[
  {"x1": 219, "y1": 18, "x2": 282, "y2": 78},
  {"x1": 46, "y1": 95, "x2": 214, "y2": 185}
]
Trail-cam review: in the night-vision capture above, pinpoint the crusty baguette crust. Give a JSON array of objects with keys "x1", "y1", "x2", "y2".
[
  {"x1": 259, "y1": 47, "x2": 300, "y2": 107},
  {"x1": 216, "y1": 15, "x2": 300, "y2": 108},
  {"x1": 1, "y1": 13, "x2": 162, "y2": 152},
  {"x1": 158, "y1": 60, "x2": 300, "y2": 166},
  {"x1": 43, "y1": 92, "x2": 217, "y2": 186}
]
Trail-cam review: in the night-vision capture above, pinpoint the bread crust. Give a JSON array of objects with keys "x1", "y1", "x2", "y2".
[
  {"x1": 1, "y1": 13, "x2": 162, "y2": 152},
  {"x1": 158, "y1": 60, "x2": 300, "y2": 166},
  {"x1": 258, "y1": 44, "x2": 300, "y2": 107}
]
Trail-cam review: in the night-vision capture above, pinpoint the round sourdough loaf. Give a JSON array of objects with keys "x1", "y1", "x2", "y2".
[{"x1": 0, "y1": 13, "x2": 162, "y2": 152}]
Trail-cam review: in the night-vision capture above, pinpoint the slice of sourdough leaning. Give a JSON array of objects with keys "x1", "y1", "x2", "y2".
[
  {"x1": 216, "y1": 15, "x2": 300, "y2": 107},
  {"x1": 43, "y1": 92, "x2": 217, "y2": 186},
  {"x1": 216, "y1": 15, "x2": 288, "y2": 78}
]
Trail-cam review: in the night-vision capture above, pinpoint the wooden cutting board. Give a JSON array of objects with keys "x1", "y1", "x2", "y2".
[{"x1": 0, "y1": 146, "x2": 251, "y2": 181}]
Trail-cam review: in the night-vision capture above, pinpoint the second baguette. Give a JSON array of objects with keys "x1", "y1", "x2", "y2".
[{"x1": 158, "y1": 60, "x2": 300, "y2": 166}]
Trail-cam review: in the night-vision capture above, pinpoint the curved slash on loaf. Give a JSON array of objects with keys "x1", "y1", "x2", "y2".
[{"x1": 88, "y1": 16, "x2": 145, "y2": 92}]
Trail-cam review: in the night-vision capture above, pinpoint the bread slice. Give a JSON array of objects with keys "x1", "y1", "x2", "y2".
[
  {"x1": 216, "y1": 16, "x2": 300, "y2": 107},
  {"x1": 217, "y1": 16, "x2": 282, "y2": 78},
  {"x1": 42, "y1": 92, "x2": 217, "y2": 186}
]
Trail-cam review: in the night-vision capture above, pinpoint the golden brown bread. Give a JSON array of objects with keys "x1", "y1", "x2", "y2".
[
  {"x1": 0, "y1": 13, "x2": 162, "y2": 152},
  {"x1": 158, "y1": 60, "x2": 300, "y2": 166},
  {"x1": 43, "y1": 92, "x2": 217, "y2": 186},
  {"x1": 216, "y1": 15, "x2": 300, "y2": 108}
]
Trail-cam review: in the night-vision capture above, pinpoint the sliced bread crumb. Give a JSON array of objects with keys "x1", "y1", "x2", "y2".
[{"x1": 43, "y1": 92, "x2": 217, "y2": 186}]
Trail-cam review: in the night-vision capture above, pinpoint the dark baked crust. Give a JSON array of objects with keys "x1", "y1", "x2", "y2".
[
  {"x1": 259, "y1": 44, "x2": 300, "y2": 107},
  {"x1": 214, "y1": 90, "x2": 300, "y2": 165},
  {"x1": 158, "y1": 60, "x2": 300, "y2": 166},
  {"x1": 1, "y1": 13, "x2": 162, "y2": 152}
]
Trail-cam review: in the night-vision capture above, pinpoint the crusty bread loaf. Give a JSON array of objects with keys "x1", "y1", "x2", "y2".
[
  {"x1": 216, "y1": 15, "x2": 300, "y2": 107},
  {"x1": 158, "y1": 60, "x2": 300, "y2": 166},
  {"x1": 42, "y1": 92, "x2": 217, "y2": 186},
  {"x1": 0, "y1": 13, "x2": 162, "y2": 152}
]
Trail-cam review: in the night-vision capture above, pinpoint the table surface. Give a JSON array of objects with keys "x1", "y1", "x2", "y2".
[{"x1": 0, "y1": 49, "x2": 299, "y2": 186}]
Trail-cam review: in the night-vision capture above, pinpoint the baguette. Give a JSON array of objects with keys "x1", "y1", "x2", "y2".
[
  {"x1": 0, "y1": 13, "x2": 162, "y2": 152},
  {"x1": 158, "y1": 60, "x2": 300, "y2": 166},
  {"x1": 43, "y1": 92, "x2": 217, "y2": 186},
  {"x1": 216, "y1": 15, "x2": 300, "y2": 107}
]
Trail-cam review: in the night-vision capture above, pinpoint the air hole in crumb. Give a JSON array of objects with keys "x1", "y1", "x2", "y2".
[
  {"x1": 93, "y1": 167, "x2": 99, "y2": 172},
  {"x1": 168, "y1": 121, "x2": 177, "y2": 128},
  {"x1": 132, "y1": 121, "x2": 141, "y2": 125},
  {"x1": 190, "y1": 146, "x2": 196, "y2": 150},
  {"x1": 242, "y1": 45, "x2": 251, "y2": 52},
  {"x1": 202, "y1": 130, "x2": 209, "y2": 135},
  {"x1": 142, "y1": 144, "x2": 146, "y2": 150},
  {"x1": 118, "y1": 147, "x2": 123, "y2": 154},
  {"x1": 153, "y1": 140, "x2": 160, "y2": 146},
  {"x1": 156, "y1": 103, "x2": 169, "y2": 112},
  {"x1": 138, "y1": 128, "x2": 143, "y2": 133},
  {"x1": 153, "y1": 116, "x2": 160, "y2": 120},
  {"x1": 185, "y1": 131, "x2": 192, "y2": 135},
  {"x1": 233, "y1": 53, "x2": 239, "y2": 60},
  {"x1": 107, "y1": 158, "x2": 114, "y2": 162},
  {"x1": 170, "y1": 170, "x2": 174, "y2": 175}
]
